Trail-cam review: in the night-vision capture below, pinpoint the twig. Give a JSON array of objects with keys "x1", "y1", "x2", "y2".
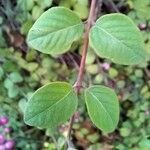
[
  {"x1": 51, "y1": 135, "x2": 60, "y2": 150},
  {"x1": 66, "y1": 0, "x2": 98, "y2": 149},
  {"x1": 66, "y1": 114, "x2": 75, "y2": 147},
  {"x1": 74, "y1": 0, "x2": 97, "y2": 93}
]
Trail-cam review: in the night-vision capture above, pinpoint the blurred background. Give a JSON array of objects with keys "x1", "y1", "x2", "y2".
[{"x1": 0, "y1": 0, "x2": 150, "y2": 149}]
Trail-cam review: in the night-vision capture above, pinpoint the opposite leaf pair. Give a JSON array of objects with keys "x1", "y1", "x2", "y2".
[
  {"x1": 25, "y1": 6, "x2": 147, "y2": 134},
  {"x1": 27, "y1": 7, "x2": 147, "y2": 65},
  {"x1": 24, "y1": 82, "x2": 119, "y2": 133}
]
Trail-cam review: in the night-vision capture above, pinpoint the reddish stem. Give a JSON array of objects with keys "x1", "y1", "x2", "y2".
[
  {"x1": 74, "y1": 0, "x2": 97, "y2": 93},
  {"x1": 67, "y1": 0, "x2": 97, "y2": 147}
]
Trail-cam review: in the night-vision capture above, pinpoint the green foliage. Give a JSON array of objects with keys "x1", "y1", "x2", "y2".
[
  {"x1": 0, "y1": 29, "x2": 6, "y2": 47},
  {"x1": 139, "y1": 138, "x2": 150, "y2": 150},
  {"x1": 34, "y1": 0, "x2": 53, "y2": 9},
  {"x1": 127, "y1": 0, "x2": 150, "y2": 21},
  {"x1": 9, "y1": 72, "x2": 23, "y2": 83},
  {"x1": 0, "y1": 68, "x2": 4, "y2": 79},
  {"x1": 26, "y1": 4, "x2": 148, "y2": 136},
  {"x1": 89, "y1": 13, "x2": 147, "y2": 65},
  {"x1": 27, "y1": 7, "x2": 84, "y2": 55},
  {"x1": 109, "y1": 67, "x2": 118, "y2": 78},
  {"x1": 24, "y1": 82, "x2": 78, "y2": 129},
  {"x1": 60, "y1": 0, "x2": 89, "y2": 19},
  {"x1": 3, "y1": 71, "x2": 23, "y2": 98},
  {"x1": 127, "y1": 0, "x2": 150, "y2": 57},
  {"x1": 85, "y1": 85, "x2": 119, "y2": 133},
  {"x1": 1, "y1": 1, "x2": 150, "y2": 149},
  {"x1": 31, "y1": 5, "x2": 44, "y2": 21}
]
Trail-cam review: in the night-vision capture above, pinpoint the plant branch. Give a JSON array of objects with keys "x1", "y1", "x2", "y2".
[
  {"x1": 66, "y1": 114, "x2": 75, "y2": 147},
  {"x1": 74, "y1": 0, "x2": 97, "y2": 93},
  {"x1": 66, "y1": 0, "x2": 97, "y2": 148}
]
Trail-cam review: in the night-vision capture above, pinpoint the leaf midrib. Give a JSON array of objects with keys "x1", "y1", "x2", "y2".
[
  {"x1": 94, "y1": 26, "x2": 144, "y2": 59},
  {"x1": 88, "y1": 90, "x2": 114, "y2": 127},
  {"x1": 96, "y1": 26, "x2": 134, "y2": 50},
  {"x1": 26, "y1": 90, "x2": 72, "y2": 122},
  {"x1": 29, "y1": 23, "x2": 83, "y2": 42}
]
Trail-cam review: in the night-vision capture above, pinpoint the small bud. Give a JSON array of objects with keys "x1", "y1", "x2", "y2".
[
  {"x1": 0, "y1": 145, "x2": 5, "y2": 150},
  {"x1": 4, "y1": 128, "x2": 11, "y2": 133},
  {"x1": 5, "y1": 140, "x2": 15, "y2": 150},
  {"x1": 0, "y1": 135, "x2": 5, "y2": 144},
  {"x1": 101, "y1": 62, "x2": 110, "y2": 70},
  {"x1": 139, "y1": 23, "x2": 146, "y2": 30},
  {"x1": 0, "y1": 116, "x2": 9, "y2": 126}
]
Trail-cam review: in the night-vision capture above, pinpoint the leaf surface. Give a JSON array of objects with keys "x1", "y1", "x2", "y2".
[
  {"x1": 24, "y1": 82, "x2": 78, "y2": 128},
  {"x1": 85, "y1": 85, "x2": 119, "y2": 133},
  {"x1": 27, "y1": 7, "x2": 84, "y2": 55},
  {"x1": 89, "y1": 13, "x2": 147, "y2": 65}
]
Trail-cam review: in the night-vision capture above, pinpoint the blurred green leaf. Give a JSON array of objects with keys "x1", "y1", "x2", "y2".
[
  {"x1": 120, "y1": 128, "x2": 131, "y2": 137},
  {"x1": 9, "y1": 72, "x2": 23, "y2": 83},
  {"x1": 87, "y1": 133, "x2": 99, "y2": 143},
  {"x1": 32, "y1": 5, "x2": 44, "y2": 20},
  {"x1": 109, "y1": 68, "x2": 118, "y2": 78},
  {"x1": 4, "y1": 78, "x2": 14, "y2": 89},
  {"x1": 8, "y1": 85, "x2": 19, "y2": 98},
  {"x1": 0, "y1": 68, "x2": 4, "y2": 79},
  {"x1": 21, "y1": 20, "x2": 33, "y2": 35},
  {"x1": 139, "y1": 138, "x2": 150, "y2": 150},
  {"x1": 18, "y1": 98, "x2": 27, "y2": 113},
  {"x1": 36, "y1": 0, "x2": 53, "y2": 8}
]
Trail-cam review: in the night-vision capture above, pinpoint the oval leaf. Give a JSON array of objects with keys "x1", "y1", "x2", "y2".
[
  {"x1": 24, "y1": 82, "x2": 78, "y2": 129},
  {"x1": 85, "y1": 85, "x2": 119, "y2": 133},
  {"x1": 27, "y1": 7, "x2": 84, "y2": 55},
  {"x1": 89, "y1": 13, "x2": 147, "y2": 65}
]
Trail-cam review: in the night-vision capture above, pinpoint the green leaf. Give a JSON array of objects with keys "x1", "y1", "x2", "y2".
[
  {"x1": 24, "y1": 82, "x2": 78, "y2": 128},
  {"x1": 21, "y1": 20, "x2": 33, "y2": 35},
  {"x1": 9, "y1": 72, "x2": 23, "y2": 83},
  {"x1": 89, "y1": 13, "x2": 147, "y2": 65},
  {"x1": 27, "y1": 7, "x2": 84, "y2": 55},
  {"x1": 18, "y1": 98, "x2": 27, "y2": 113},
  {"x1": 85, "y1": 85, "x2": 119, "y2": 133},
  {"x1": 139, "y1": 138, "x2": 150, "y2": 149},
  {"x1": 119, "y1": 128, "x2": 131, "y2": 137},
  {"x1": 0, "y1": 68, "x2": 4, "y2": 79},
  {"x1": 8, "y1": 85, "x2": 19, "y2": 98},
  {"x1": 73, "y1": 0, "x2": 89, "y2": 19},
  {"x1": 35, "y1": 0, "x2": 53, "y2": 8},
  {"x1": 4, "y1": 78, "x2": 14, "y2": 89},
  {"x1": 26, "y1": 0, "x2": 34, "y2": 11},
  {"x1": 32, "y1": 5, "x2": 44, "y2": 21}
]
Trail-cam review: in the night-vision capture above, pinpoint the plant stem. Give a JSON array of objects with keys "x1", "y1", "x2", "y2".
[
  {"x1": 66, "y1": 114, "x2": 75, "y2": 147},
  {"x1": 66, "y1": 0, "x2": 97, "y2": 148},
  {"x1": 51, "y1": 135, "x2": 60, "y2": 150},
  {"x1": 74, "y1": 0, "x2": 97, "y2": 93}
]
